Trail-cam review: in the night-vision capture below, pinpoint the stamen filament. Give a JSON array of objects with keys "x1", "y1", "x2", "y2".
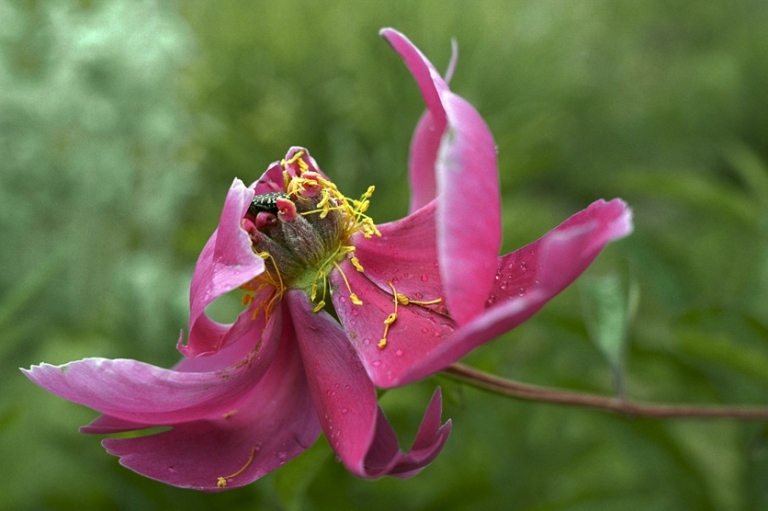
[
  {"x1": 216, "y1": 446, "x2": 258, "y2": 488},
  {"x1": 332, "y1": 261, "x2": 363, "y2": 305}
]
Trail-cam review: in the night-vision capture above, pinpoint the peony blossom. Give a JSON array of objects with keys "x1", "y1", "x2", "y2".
[{"x1": 23, "y1": 28, "x2": 632, "y2": 491}]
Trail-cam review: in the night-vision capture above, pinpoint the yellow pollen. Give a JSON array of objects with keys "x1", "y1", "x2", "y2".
[
  {"x1": 283, "y1": 150, "x2": 308, "y2": 170},
  {"x1": 350, "y1": 256, "x2": 364, "y2": 272},
  {"x1": 313, "y1": 300, "x2": 326, "y2": 313},
  {"x1": 216, "y1": 446, "x2": 258, "y2": 488}
]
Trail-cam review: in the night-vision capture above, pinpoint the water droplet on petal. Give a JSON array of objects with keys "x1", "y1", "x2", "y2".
[
  {"x1": 486, "y1": 294, "x2": 496, "y2": 306},
  {"x1": 499, "y1": 281, "x2": 508, "y2": 290},
  {"x1": 520, "y1": 261, "x2": 528, "y2": 272},
  {"x1": 340, "y1": 296, "x2": 347, "y2": 303},
  {"x1": 352, "y1": 309, "x2": 359, "y2": 316},
  {"x1": 372, "y1": 360, "x2": 382, "y2": 367},
  {"x1": 415, "y1": 292, "x2": 423, "y2": 299},
  {"x1": 421, "y1": 274, "x2": 428, "y2": 282},
  {"x1": 363, "y1": 338, "x2": 371, "y2": 346},
  {"x1": 341, "y1": 408, "x2": 349, "y2": 414},
  {"x1": 518, "y1": 287, "x2": 526, "y2": 296},
  {"x1": 395, "y1": 349, "x2": 404, "y2": 357},
  {"x1": 392, "y1": 277, "x2": 399, "y2": 284},
  {"x1": 421, "y1": 327, "x2": 429, "y2": 334}
]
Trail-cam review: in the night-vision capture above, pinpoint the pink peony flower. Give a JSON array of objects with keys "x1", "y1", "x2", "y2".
[{"x1": 23, "y1": 28, "x2": 632, "y2": 491}]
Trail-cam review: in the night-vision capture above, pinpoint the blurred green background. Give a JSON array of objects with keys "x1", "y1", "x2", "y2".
[{"x1": 3, "y1": 0, "x2": 768, "y2": 509}]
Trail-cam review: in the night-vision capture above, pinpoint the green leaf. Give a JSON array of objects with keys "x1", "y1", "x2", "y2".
[{"x1": 580, "y1": 274, "x2": 635, "y2": 392}]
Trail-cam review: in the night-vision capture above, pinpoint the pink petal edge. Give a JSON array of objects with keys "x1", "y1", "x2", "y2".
[{"x1": 22, "y1": 308, "x2": 282, "y2": 425}]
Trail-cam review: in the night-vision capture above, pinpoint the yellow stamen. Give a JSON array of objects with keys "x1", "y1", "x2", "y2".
[
  {"x1": 350, "y1": 256, "x2": 364, "y2": 272},
  {"x1": 396, "y1": 294, "x2": 442, "y2": 306},
  {"x1": 332, "y1": 261, "x2": 363, "y2": 306},
  {"x1": 216, "y1": 446, "x2": 258, "y2": 488},
  {"x1": 378, "y1": 282, "x2": 402, "y2": 350}
]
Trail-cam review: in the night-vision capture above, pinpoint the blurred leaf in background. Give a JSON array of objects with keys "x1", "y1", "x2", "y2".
[{"x1": 3, "y1": 0, "x2": 768, "y2": 510}]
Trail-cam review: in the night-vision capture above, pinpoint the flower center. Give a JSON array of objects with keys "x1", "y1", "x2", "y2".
[{"x1": 240, "y1": 150, "x2": 379, "y2": 316}]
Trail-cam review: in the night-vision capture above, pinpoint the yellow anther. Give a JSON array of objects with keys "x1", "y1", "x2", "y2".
[
  {"x1": 284, "y1": 150, "x2": 305, "y2": 167},
  {"x1": 313, "y1": 300, "x2": 326, "y2": 313},
  {"x1": 350, "y1": 293, "x2": 363, "y2": 306},
  {"x1": 242, "y1": 294, "x2": 253, "y2": 306},
  {"x1": 378, "y1": 282, "x2": 402, "y2": 350},
  {"x1": 310, "y1": 283, "x2": 318, "y2": 301},
  {"x1": 350, "y1": 256, "x2": 364, "y2": 273},
  {"x1": 217, "y1": 447, "x2": 258, "y2": 488}
]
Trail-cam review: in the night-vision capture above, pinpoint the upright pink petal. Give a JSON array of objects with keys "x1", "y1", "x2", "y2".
[
  {"x1": 182, "y1": 178, "x2": 264, "y2": 357},
  {"x1": 396, "y1": 199, "x2": 633, "y2": 383},
  {"x1": 408, "y1": 111, "x2": 443, "y2": 211},
  {"x1": 23, "y1": 309, "x2": 282, "y2": 425},
  {"x1": 101, "y1": 310, "x2": 321, "y2": 491},
  {"x1": 381, "y1": 28, "x2": 500, "y2": 326},
  {"x1": 287, "y1": 291, "x2": 450, "y2": 478}
]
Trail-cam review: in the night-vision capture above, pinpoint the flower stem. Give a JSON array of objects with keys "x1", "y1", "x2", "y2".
[{"x1": 443, "y1": 363, "x2": 768, "y2": 420}]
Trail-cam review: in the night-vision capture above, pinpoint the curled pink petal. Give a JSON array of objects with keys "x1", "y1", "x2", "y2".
[
  {"x1": 396, "y1": 199, "x2": 633, "y2": 383},
  {"x1": 183, "y1": 179, "x2": 264, "y2": 357},
  {"x1": 287, "y1": 290, "x2": 449, "y2": 477},
  {"x1": 365, "y1": 388, "x2": 451, "y2": 477},
  {"x1": 23, "y1": 309, "x2": 282, "y2": 425},
  {"x1": 102, "y1": 315, "x2": 320, "y2": 491},
  {"x1": 382, "y1": 28, "x2": 500, "y2": 326}
]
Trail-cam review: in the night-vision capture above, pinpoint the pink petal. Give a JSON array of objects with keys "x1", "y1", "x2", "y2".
[
  {"x1": 286, "y1": 290, "x2": 450, "y2": 477},
  {"x1": 101, "y1": 313, "x2": 321, "y2": 491},
  {"x1": 330, "y1": 259, "x2": 455, "y2": 388},
  {"x1": 23, "y1": 308, "x2": 283, "y2": 425},
  {"x1": 350, "y1": 199, "x2": 443, "y2": 302},
  {"x1": 381, "y1": 28, "x2": 500, "y2": 326},
  {"x1": 397, "y1": 199, "x2": 633, "y2": 383},
  {"x1": 408, "y1": 110, "x2": 443, "y2": 211},
  {"x1": 182, "y1": 179, "x2": 264, "y2": 357}
]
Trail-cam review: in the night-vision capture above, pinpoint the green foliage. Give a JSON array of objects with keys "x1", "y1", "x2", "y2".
[{"x1": 3, "y1": 0, "x2": 768, "y2": 509}]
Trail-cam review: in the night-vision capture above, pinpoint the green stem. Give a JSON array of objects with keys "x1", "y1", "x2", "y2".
[{"x1": 443, "y1": 363, "x2": 768, "y2": 420}]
